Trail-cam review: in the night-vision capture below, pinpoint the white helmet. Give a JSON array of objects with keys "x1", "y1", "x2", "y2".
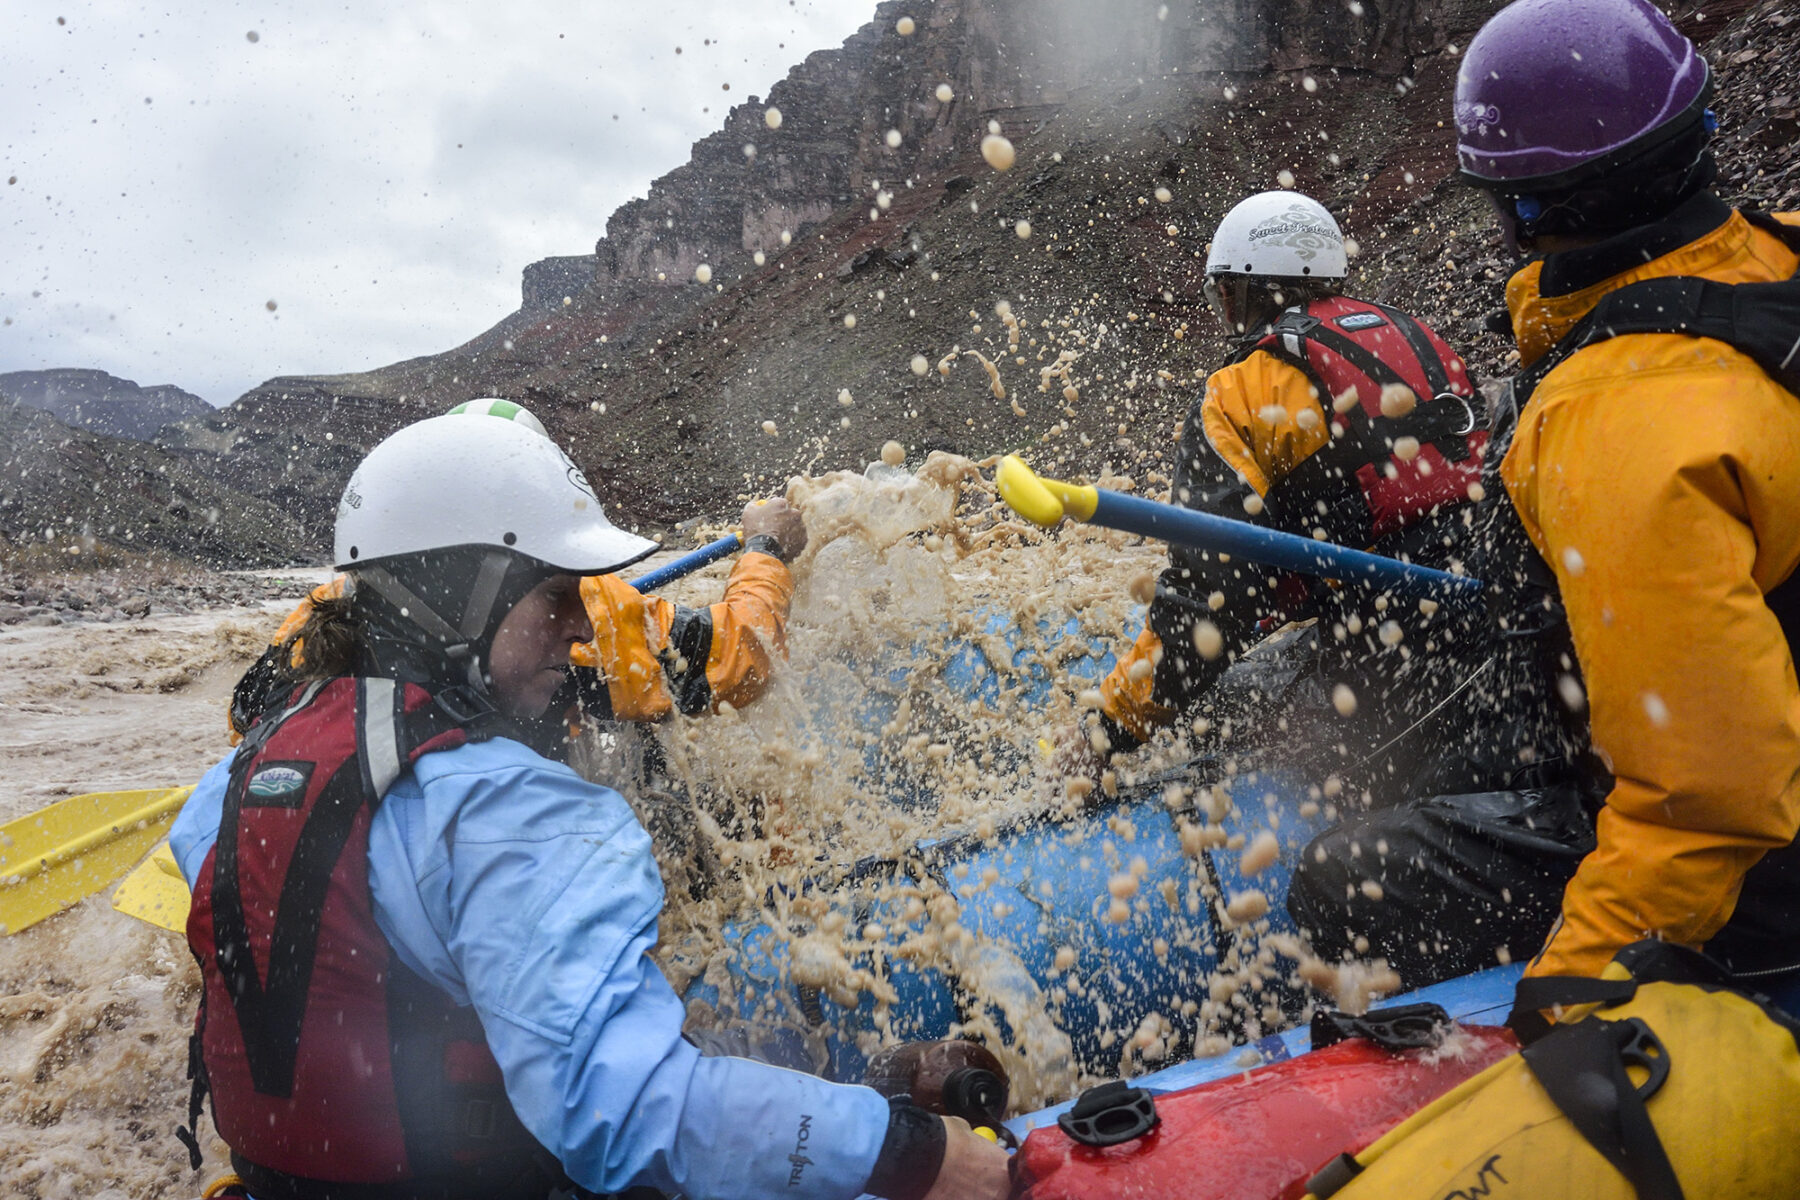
[
  {"x1": 447, "y1": 396, "x2": 549, "y2": 439},
  {"x1": 334, "y1": 414, "x2": 656, "y2": 574},
  {"x1": 1205, "y1": 190, "x2": 1348, "y2": 280}
]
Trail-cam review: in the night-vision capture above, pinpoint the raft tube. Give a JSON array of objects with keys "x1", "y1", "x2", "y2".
[{"x1": 1008, "y1": 980, "x2": 1521, "y2": 1200}]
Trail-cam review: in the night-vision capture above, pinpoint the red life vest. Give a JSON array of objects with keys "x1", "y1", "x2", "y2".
[
  {"x1": 183, "y1": 676, "x2": 553, "y2": 1200},
  {"x1": 1234, "y1": 296, "x2": 1487, "y2": 548}
]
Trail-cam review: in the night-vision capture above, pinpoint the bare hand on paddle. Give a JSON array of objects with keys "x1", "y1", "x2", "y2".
[{"x1": 742, "y1": 497, "x2": 808, "y2": 562}]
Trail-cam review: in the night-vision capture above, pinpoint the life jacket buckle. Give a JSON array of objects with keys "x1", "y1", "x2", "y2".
[
  {"x1": 464, "y1": 1098, "x2": 498, "y2": 1139},
  {"x1": 1433, "y1": 391, "x2": 1480, "y2": 437}
]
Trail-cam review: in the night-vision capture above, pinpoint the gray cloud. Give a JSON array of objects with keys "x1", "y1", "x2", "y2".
[{"x1": 0, "y1": 0, "x2": 867, "y2": 404}]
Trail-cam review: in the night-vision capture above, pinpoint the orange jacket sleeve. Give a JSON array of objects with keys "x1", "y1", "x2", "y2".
[
  {"x1": 1099, "y1": 352, "x2": 1327, "y2": 741},
  {"x1": 1507, "y1": 332, "x2": 1800, "y2": 978},
  {"x1": 1196, "y1": 350, "x2": 1332, "y2": 499},
  {"x1": 572, "y1": 551, "x2": 794, "y2": 722}
]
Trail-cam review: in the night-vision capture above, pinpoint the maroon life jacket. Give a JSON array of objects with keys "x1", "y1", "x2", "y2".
[
  {"x1": 1232, "y1": 295, "x2": 1488, "y2": 549},
  {"x1": 182, "y1": 676, "x2": 552, "y2": 1200}
]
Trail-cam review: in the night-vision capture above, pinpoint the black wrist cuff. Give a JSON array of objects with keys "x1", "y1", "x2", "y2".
[
  {"x1": 864, "y1": 1100, "x2": 946, "y2": 1200},
  {"x1": 744, "y1": 533, "x2": 789, "y2": 563}
]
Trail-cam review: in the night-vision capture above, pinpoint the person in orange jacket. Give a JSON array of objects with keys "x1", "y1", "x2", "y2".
[
  {"x1": 1455, "y1": 0, "x2": 1800, "y2": 991},
  {"x1": 230, "y1": 401, "x2": 807, "y2": 745},
  {"x1": 1085, "y1": 190, "x2": 1488, "y2": 767}
]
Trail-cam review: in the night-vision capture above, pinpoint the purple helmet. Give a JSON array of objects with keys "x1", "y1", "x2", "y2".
[{"x1": 1456, "y1": 0, "x2": 1709, "y2": 189}]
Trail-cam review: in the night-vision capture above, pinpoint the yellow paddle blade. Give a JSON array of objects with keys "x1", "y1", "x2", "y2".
[
  {"x1": 995, "y1": 455, "x2": 1099, "y2": 527},
  {"x1": 111, "y1": 839, "x2": 192, "y2": 934},
  {"x1": 0, "y1": 785, "x2": 192, "y2": 936}
]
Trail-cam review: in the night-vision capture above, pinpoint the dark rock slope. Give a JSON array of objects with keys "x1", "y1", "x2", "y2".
[
  {"x1": 0, "y1": 396, "x2": 307, "y2": 567},
  {"x1": 0, "y1": 368, "x2": 213, "y2": 442}
]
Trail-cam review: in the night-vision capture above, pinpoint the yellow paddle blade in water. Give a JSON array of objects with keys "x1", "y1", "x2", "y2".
[
  {"x1": 0, "y1": 786, "x2": 192, "y2": 935},
  {"x1": 995, "y1": 455, "x2": 1099, "y2": 527},
  {"x1": 111, "y1": 839, "x2": 192, "y2": 934}
]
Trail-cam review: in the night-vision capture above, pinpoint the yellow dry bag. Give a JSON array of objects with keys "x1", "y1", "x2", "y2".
[{"x1": 1303, "y1": 941, "x2": 1800, "y2": 1200}]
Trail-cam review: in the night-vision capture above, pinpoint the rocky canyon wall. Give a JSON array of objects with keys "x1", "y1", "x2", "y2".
[{"x1": 583, "y1": 0, "x2": 1491, "y2": 298}]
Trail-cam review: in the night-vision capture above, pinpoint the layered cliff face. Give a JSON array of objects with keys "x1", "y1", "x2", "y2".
[
  {"x1": 0, "y1": 396, "x2": 306, "y2": 566},
  {"x1": 589, "y1": 0, "x2": 1471, "y2": 302}
]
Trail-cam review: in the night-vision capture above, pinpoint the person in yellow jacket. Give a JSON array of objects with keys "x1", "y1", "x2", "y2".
[
  {"x1": 230, "y1": 400, "x2": 806, "y2": 743},
  {"x1": 1456, "y1": 0, "x2": 1800, "y2": 989}
]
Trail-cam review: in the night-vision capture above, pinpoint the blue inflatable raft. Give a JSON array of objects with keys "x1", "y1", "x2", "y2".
[{"x1": 685, "y1": 614, "x2": 1336, "y2": 1080}]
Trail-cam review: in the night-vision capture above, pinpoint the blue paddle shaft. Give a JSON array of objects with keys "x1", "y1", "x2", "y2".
[
  {"x1": 628, "y1": 533, "x2": 743, "y2": 591},
  {"x1": 1090, "y1": 490, "x2": 1483, "y2": 599}
]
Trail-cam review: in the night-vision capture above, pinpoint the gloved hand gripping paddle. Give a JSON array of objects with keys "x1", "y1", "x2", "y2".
[{"x1": 994, "y1": 455, "x2": 1484, "y2": 601}]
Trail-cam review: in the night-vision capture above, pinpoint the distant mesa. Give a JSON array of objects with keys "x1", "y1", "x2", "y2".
[{"x1": 0, "y1": 368, "x2": 213, "y2": 443}]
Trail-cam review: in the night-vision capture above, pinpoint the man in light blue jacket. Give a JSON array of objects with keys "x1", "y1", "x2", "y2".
[{"x1": 172, "y1": 413, "x2": 1009, "y2": 1200}]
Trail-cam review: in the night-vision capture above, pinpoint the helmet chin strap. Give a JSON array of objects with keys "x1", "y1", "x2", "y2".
[{"x1": 358, "y1": 548, "x2": 519, "y2": 693}]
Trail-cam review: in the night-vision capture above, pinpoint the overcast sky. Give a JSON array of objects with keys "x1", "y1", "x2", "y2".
[{"x1": 0, "y1": 1, "x2": 872, "y2": 406}]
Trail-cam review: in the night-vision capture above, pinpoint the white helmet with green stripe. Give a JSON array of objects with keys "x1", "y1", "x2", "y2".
[{"x1": 447, "y1": 397, "x2": 548, "y2": 439}]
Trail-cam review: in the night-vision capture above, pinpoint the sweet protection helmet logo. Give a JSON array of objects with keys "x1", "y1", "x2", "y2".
[{"x1": 1247, "y1": 203, "x2": 1339, "y2": 262}]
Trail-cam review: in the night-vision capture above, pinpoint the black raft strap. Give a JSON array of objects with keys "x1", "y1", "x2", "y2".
[
  {"x1": 174, "y1": 1008, "x2": 209, "y2": 1168},
  {"x1": 1511, "y1": 974, "x2": 1640, "y2": 1014},
  {"x1": 1506, "y1": 975, "x2": 1638, "y2": 1046},
  {"x1": 1521, "y1": 1016, "x2": 1684, "y2": 1200}
]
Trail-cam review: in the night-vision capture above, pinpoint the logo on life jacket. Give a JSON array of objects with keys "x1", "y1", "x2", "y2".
[
  {"x1": 245, "y1": 764, "x2": 310, "y2": 801},
  {"x1": 1336, "y1": 312, "x2": 1387, "y2": 331}
]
